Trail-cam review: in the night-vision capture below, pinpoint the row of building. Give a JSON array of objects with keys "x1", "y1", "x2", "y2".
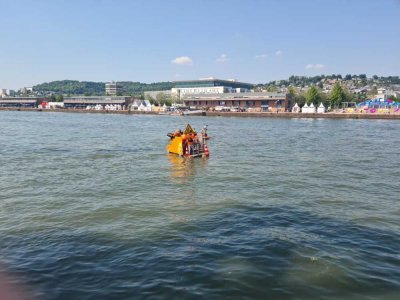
[{"x1": 0, "y1": 78, "x2": 291, "y2": 112}]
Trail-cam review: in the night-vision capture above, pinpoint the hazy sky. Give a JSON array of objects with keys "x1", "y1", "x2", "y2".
[{"x1": 1, "y1": 0, "x2": 399, "y2": 89}]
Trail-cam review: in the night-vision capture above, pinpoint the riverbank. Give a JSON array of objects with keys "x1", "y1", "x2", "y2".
[{"x1": 1, "y1": 107, "x2": 400, "y2": 119}]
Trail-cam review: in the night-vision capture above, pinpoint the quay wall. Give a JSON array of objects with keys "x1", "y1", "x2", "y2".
[
  {"x1": 1, "y1": 107, "x2": 400, "y2": 120},
  {"x1": 206, "y1": 111, "x2": 400, "y2": 119}
]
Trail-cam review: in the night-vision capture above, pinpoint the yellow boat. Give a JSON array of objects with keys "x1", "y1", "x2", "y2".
[{"x1": 166, "y1": 124, "x2": 210, "y2": 158}]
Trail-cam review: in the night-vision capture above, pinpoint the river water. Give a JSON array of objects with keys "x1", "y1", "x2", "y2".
[{"x1": 0, "y1": 111, "x2": 399, "y2": 299}]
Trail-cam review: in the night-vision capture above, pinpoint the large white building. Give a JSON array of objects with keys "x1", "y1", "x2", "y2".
[{"x1": 171, "y1": 78, "x2": 253, "y2": 99}]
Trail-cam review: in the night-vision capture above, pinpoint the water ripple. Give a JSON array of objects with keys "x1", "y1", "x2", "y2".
[{"x1": 1, "y1": 112, "x2": 400, "y2": 299}]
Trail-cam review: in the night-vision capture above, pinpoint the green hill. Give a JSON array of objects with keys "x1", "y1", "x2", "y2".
[{"x1": 33, "y1": 80, "x2": 174, "y2": 95}]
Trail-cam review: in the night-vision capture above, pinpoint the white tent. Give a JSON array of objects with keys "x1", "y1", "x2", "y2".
[
  {"x1": 302, "y1": 103, "x2": 309, "y2": 113},
  {"x1": 131, "y1": 100, "x2": 142, "y2": 111},
  {"x1": 144, "y1": 100, "x2": 152, "y2": 111},
  {"x1": 292, "y1": 103, "x2": 300, "y2": 113},
  {"x1": 138, "y1": 102, "x2": 146, "y2": 111},
  {"x1": 317, "y1": 103, "x2": 326, "y2": 113},
  {"x1": 309, "y1": 103, "x2": 316, "y2": 113}
]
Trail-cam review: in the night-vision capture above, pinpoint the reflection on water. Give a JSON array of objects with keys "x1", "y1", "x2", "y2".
[{"x1": 167, "y1": 154, "x2": 208, "y2": 184}]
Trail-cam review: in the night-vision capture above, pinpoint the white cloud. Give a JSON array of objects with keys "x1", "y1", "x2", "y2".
[
  {"x1": 216, "y1": 54, "x2": 228, "y2": 63},
  {"x1": 255, "y1": 54, "x2": 268, "y2": 59},
  {"x1": 305, "y1": 64, "x2": 325, "y2": 70},
  {"x1": 171, "y1": 56, "x2": 193, "y2": 65},
  {"x1": 275, "y1": 50, "x2": 283, "y2": 56}
]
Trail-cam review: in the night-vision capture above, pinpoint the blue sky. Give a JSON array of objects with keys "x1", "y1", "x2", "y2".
[{"x1": 1, "y1": 0, "x2": 399, "y2": 88}]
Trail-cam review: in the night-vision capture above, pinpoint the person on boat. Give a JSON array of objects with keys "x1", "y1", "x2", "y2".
[
  {"x1": 201, "y1": 126, "x2": 208, "y2": 139},
  {"x1": 187, "y1": 134, "x2": 193, "y2": 155},
  {"x1": 167, "y1": 129, "x2": 182, "y2": 139},
  {"x1": 181, "y1": 132, "x2": 188, "y2": 155},
  {"x1": 173, "y1": 129, "x2": 182, "y2": 137}
]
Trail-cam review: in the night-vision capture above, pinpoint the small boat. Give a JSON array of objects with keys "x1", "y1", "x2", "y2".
[
  {"x1": 182, "y1": 110, "x2": 206, "y2": 116},
  {"x1": 166, "y1": 124, "x2": 210, "y2": 158}
]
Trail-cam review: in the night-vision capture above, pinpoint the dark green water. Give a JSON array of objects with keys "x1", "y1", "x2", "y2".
[{"x1": 1, "y1": 111, "x2": 399, "y2": 299}]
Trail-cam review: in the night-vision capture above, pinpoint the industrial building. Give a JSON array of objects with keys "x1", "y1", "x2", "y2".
[
  {"x1": 170, "y1": 78, "x2": 289, "y2": 111},
  {"x1": 0, "y1": 97, "x2": 42, "y2": 108},
  {"x1": 182, "y1": 92, "x2": 290, "y2": 112},
  {"x1": 63, "y1": 96, "x2": 132, "y2": 109}
]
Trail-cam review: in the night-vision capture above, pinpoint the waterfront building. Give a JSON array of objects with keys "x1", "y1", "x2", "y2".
[
  {"x1": 105, "y1": 82, "x2": 122, "y2": 96},
  {"x1": 0, "y1": 97, "x2": 43, "y2": 108},
  {"x1": 63, "y1": 96, "x2": 132, "y2": 109},
  {"x1": 171, "y1": 78, "x2": 254, "y2": 100},
  {"x1": 182, "y1": 91, "x2": 290, "y2": 112}
]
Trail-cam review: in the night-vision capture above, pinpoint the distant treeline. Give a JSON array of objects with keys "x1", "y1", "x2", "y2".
[
  {"x1": 262, "y1": 74, "x2": 400, "y2": 87},
  {"x1": 33, "y1": 80, "x2": 174, "y2": 96},
  {"x1": 32, "y1": 75, "x2": 400, "y2": 96}
]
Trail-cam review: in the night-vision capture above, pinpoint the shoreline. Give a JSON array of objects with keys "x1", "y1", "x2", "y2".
[{"x1": 1, "y1": 107, "x2": 400, "y2": 120}]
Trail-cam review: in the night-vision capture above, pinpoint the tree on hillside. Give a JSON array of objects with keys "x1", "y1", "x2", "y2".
[
  {"x1": 287, "y1": 86, "x2": 297, "y2": 96},
  {"x1": 295, "y1": 93, "x2": 306, "y2": 106},
  {"x1": 265, "y1": 85, "x2": 277, "y2": 92},
  {"x1": 354, "y1": 93, "x2": 367, "y2": 103},
  {"x1": 156, "y1": 92, "x2": 167, "y2": 105},
  {"x1": 343, "y1": 87, "x2": 356, "y2": 103},
  {"x1": 145, "y1": 95, "x2": 155, "y2": 105},
  {"x1": 329, "y1": 82, "x2": 346, "y2": 108},
  {"x1": 55, "y1": 95, "x2": 64, "y2": 102},
  {"x1": 305, "y1": 86, "x2": 320, "y2": 105}
]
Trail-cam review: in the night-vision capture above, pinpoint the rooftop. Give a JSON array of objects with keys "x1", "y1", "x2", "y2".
[
  {"x1": 173, "y1": 78, "x2": 254, "y2": 89},
  {"x1": 182, "y1": 92, "x2": 286, "y2": 100}
]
